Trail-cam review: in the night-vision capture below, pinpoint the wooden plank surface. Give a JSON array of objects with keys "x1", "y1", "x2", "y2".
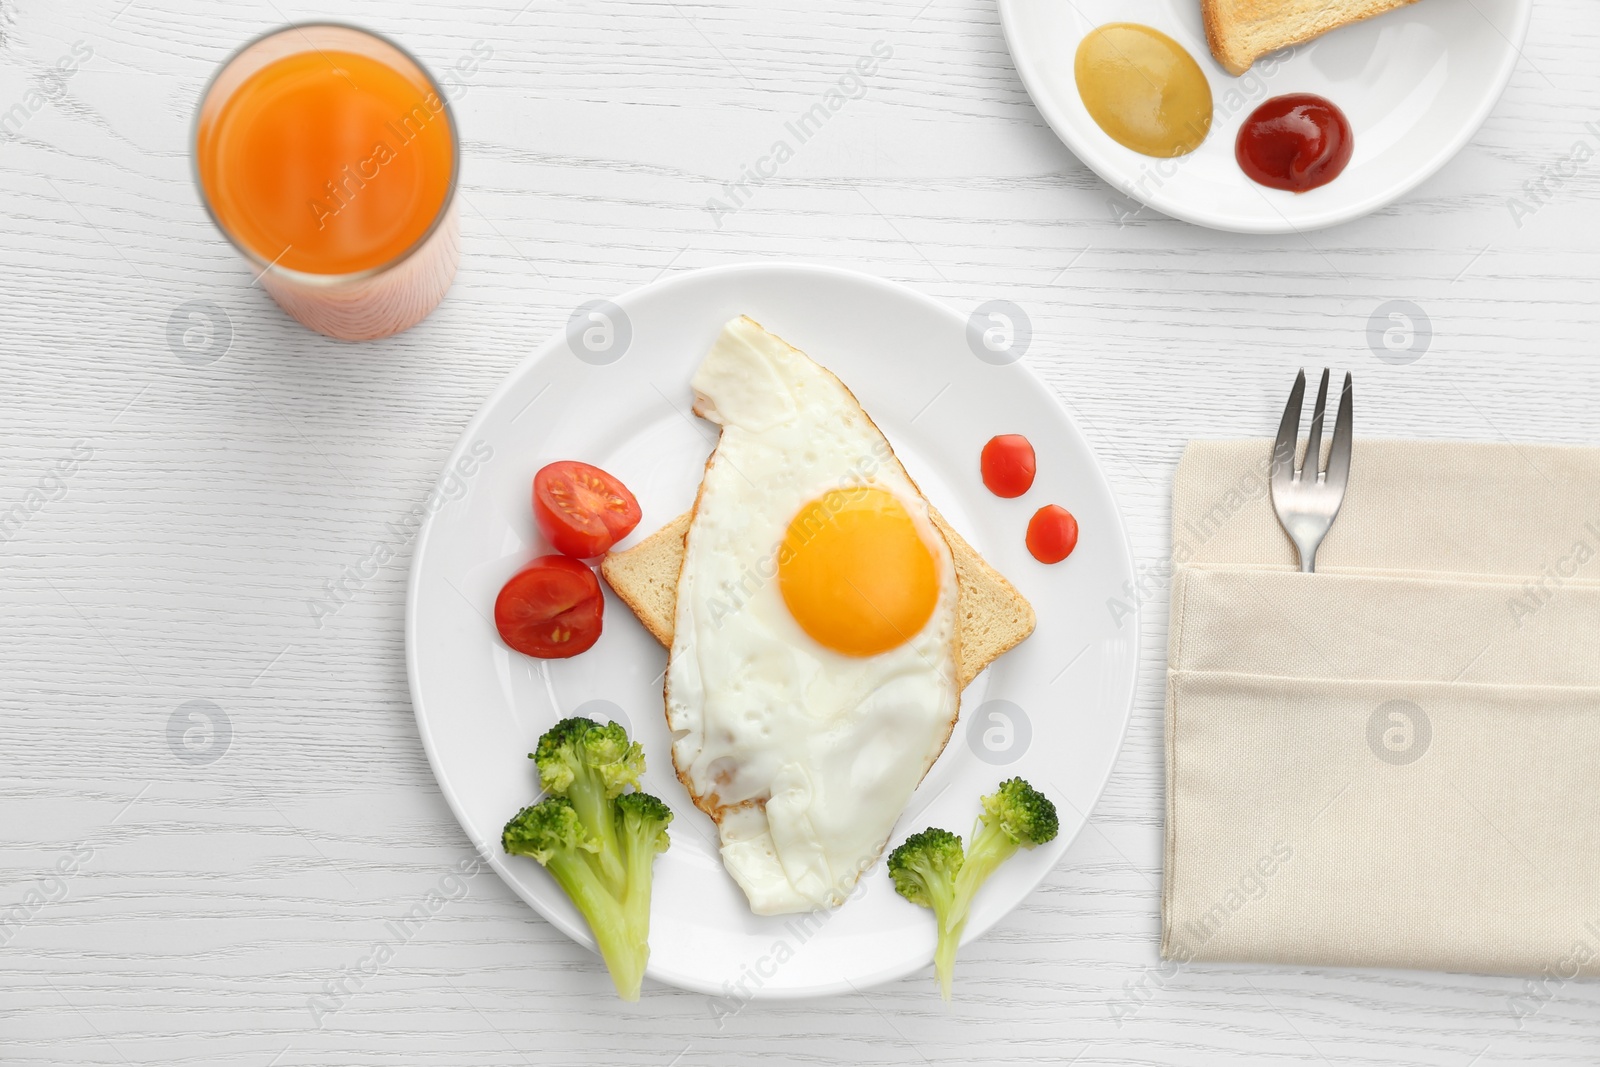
[{"x1": 2, "y1": 0, "x2": 1597, "y2": 1062}]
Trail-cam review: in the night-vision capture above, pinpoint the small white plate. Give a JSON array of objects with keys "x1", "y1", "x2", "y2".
[
  {"x1": 999, "y1": 0, "x2": 1531, "y2": 233},
  {"x1": 405, "y1": 263, "x2": 1139, "y2": 997}
]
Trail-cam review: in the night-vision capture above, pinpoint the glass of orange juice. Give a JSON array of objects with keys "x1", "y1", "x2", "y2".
[{"x1": 194, "y1": 24, "x2": 459, "y2": 341}]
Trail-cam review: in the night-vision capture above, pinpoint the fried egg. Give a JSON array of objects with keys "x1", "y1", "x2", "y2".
[{"x1": 665, "y1": 316, "x2": 961, "y2": 915}]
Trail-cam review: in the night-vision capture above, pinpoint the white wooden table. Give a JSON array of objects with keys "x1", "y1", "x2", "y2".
[{"x1": 3, "y1": 0, "x2": 1598, "y2": 1063}]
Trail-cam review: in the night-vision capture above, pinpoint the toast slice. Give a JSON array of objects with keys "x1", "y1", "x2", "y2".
[
  {"x1": 1201, "y1": 0, "x2": 1418, "y2": 75},
  {"x1": 602, "y1": 505, "x2": 1035, "y2": 691}
]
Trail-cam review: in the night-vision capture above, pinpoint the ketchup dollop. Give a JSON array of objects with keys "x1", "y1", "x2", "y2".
[{"x1": 1235, "y1": 94, "x2": 1353, "y2": 193}]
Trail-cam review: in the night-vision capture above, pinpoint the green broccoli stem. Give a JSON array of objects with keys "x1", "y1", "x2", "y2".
[
  {"x1": 935, "y1": 826, "x2": 1016, "y2": 998},
  {"x1": 566, "y1": 774, "x2": 626, "y2": 894},
  {"x1": 949, "y1": 821, "x2": 1021, "y2": 929},
  {"x1": 934, "y1": 914, "x2": 964, "y2": 1001},
  {"x1": 907, "y1": 852, "x2": 962, "y2": 1001},
  {"x1": 544, "y1": 850, "x2": 646, "y2": 1001},
  {"x1": 619, "y1": 826, "x2": 660, "y2": 963}
]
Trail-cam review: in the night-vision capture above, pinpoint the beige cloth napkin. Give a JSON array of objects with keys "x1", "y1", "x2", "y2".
[{"x1": 1164, "y1": 439, "x2": 1600, "y2": 979}]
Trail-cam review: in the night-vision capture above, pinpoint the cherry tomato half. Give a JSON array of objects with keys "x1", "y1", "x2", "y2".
[
  {"x1": 494, "y1": 555, "x2": 604, "y2": 658},
  {"x1": 981, "y1": 434, "x2": 1037, "y2": 498},
  {"x1": 533, "y1": 461, "x2": 642, "y2": 558},
  {"x1": 1026, "y1": 505, "x2": 1079, "y2": 565}
]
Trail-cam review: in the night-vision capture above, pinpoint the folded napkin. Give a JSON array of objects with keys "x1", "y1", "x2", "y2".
[{"x1": 1164, "y1": 439, "x2": 1600, "y2": 980}]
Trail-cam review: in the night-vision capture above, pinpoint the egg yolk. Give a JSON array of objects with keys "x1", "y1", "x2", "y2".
[{"x1": 778, "y1": 486, "x2": 940, "y2": 657}]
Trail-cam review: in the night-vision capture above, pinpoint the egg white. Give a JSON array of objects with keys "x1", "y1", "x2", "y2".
[{"x1": 665, "y1": 316, "x2": 961, "y2": 916}]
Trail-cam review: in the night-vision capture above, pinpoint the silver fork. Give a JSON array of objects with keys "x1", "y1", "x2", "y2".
[{"x1": 1269, "y1": 368, "x2": 1353, "y2": 573}]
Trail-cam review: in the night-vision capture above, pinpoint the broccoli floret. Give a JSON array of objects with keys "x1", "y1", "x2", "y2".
[
  {"x1": 502, "y1": 797, "x2": 647, "y2": 999},
  {"x1": 532, "y1": 717, "x2": 646, "y2": 795},
  {"x1": 502, "y1": 795, "x2": 597, "y2": 864},
  {"x1": 507, "y1": 718, "x2": 670, "y2": 1001},
  {"x1": 530, "y1": 717, "x2": 645, "y2": 892},
  {"x1": 890, "y1": 780, "x2": 1059, "y2": 999},
  {"x1": 952, "y1": 778, "x2": 1058, "y2": 927},
  {"x1": 614, "y1": 791, "x2": 673, "y2": 951},
  {"x1": 887, "y1": 827, "x2": 964, "y2": 1000}
]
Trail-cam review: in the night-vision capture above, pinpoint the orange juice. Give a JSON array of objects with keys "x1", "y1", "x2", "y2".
[
  {"x1": 197, "y1": 49, "x2": 454, "y2": 275},
  {"x1": 194, "y1": 26, "x2": 460, "y2": 340}
]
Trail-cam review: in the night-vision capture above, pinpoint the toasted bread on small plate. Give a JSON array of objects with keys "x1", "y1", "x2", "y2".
[{"x1": 1202, "y1": 0, "x2": 1419, "y2": 75}]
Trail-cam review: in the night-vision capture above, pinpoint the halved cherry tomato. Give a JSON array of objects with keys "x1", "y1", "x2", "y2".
[
  {"x1": 981, "y1": 434, "x2": 1037, "y2": 498},
  {"x1": 494, "y1": 555, "x2": 604, "y2": 658},
  {"x1": 1026, "y1": 505, "x2": 1078, "y2": 564},
  {"x1": 533, "y1": 461, "x2": 642, "y2": 559}
]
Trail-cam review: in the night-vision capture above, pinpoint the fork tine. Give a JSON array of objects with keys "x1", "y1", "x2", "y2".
[
  {"x1": 1271, "y1": 369, "x2": 1306, "y2": 492},
  {"x1": 1323, "y1": 372, "x2": 1354, "y2": 496},
  {"x1": 1304, "y1": 368, "x2": 1330, "y2": 478}
]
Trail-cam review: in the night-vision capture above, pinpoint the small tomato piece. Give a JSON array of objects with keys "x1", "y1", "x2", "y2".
[
  {"x1": 533, "y1": 461, "x2": 642, "y2": 559},
  {"x1": 1026, "y1": 505, "x2": 1078, "y2": 564},
  {"x1": 981, "y1": 434, "x2": 1037, "y2": 498},
  {"x1": 494, "y1": 555, "x2": 604, "y2": 658}
]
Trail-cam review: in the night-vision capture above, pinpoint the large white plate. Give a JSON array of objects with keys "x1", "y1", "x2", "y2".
[
  {"x1": 405, "y1": 263, "x2": 1139, "y2": 997},
  {"x1": 1000, "y1": 0, "x2": 1531, "y2": 233}
]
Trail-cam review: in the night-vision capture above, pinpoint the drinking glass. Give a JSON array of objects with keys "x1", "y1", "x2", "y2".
[{"x1": 193, "y1": 24, "x2": 460, "y2": 341}]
